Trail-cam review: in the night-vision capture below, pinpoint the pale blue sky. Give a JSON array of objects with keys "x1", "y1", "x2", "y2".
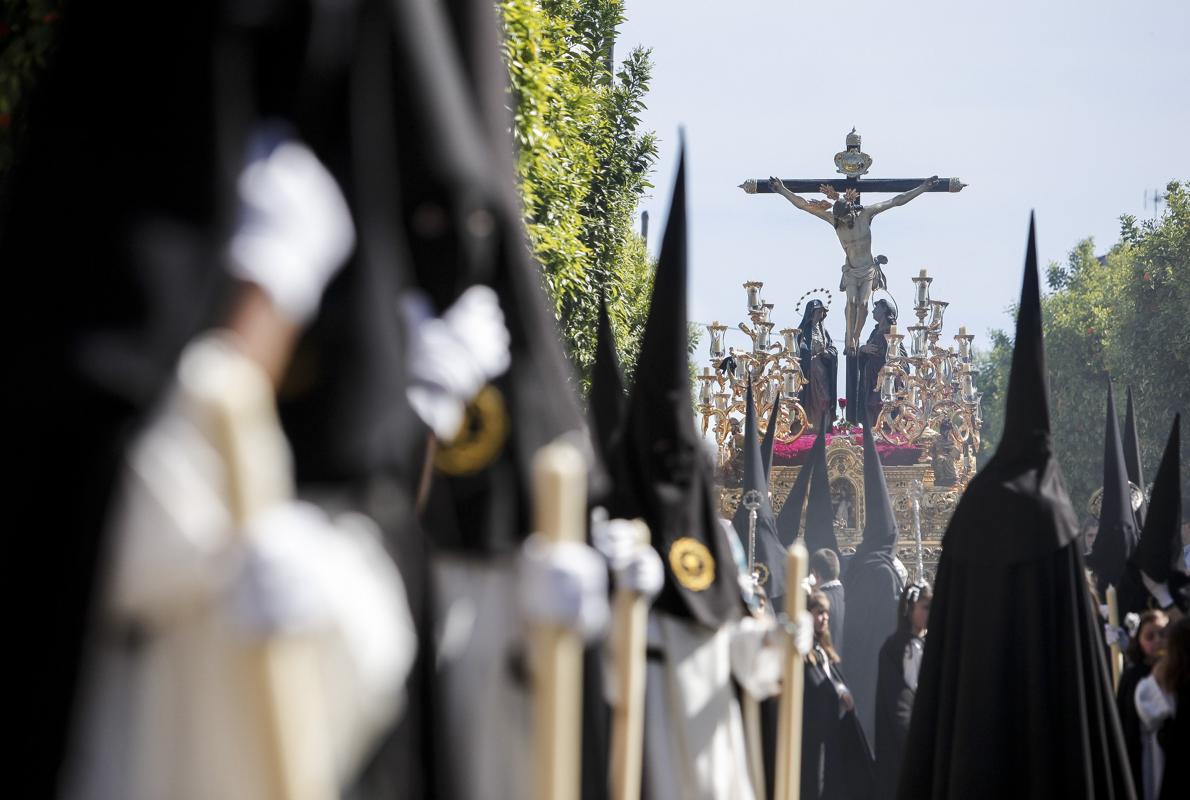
[{"x1": 619, "y1": 0, "x2": 1190, "y2": 357}]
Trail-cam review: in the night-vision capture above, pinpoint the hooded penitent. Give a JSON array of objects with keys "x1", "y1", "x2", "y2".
[
  {"x1": 897, "y1": 219, "x2": 1135, "y2": 800},
  {"x1": 391, "y1": 0, "x2": 590, "y2": 556},
  {"x1": 591, "y1": 293, "x2": 627, "y2": 500},
  {"x1": 618, "y1": 146, "x2": 742, "y2": 628},
  {"x1": 776, "y1": 441, "x2": 813, "y2": 548},
  {"x1": 6, "y1": 6, "x2": 243, "y2": 793},
  {"x1": 804, "y1": 413, "x2": 842, "y2": 558},
  {"x1": 731, "y1": 381, "x2": 790, "y2": 607},
  {"x1": 1122, "y1": 387, "x2": 1147, "y2": 526},
  {"x1": 760, "y1": 390, "x2": 782, "y2": 481},
  {"x1": 842, "y1": 410, "x2": 905, "y2": 743},
  {"x1": 1130, "y1": 415, "x2": 1186, "y2": 609},
  {"x1": 1087, "y1": 383, "x2": 1141, "y2": 595}
]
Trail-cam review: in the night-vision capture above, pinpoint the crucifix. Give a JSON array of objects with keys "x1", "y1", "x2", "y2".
[{"x1": 741, "y1": 128, "x2": 966, "y2": 423}]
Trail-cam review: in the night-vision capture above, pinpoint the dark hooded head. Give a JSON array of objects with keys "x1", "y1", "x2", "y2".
[
  {"x1": 943, "y1": 217, "x2": 1079, "y2": 566},
  {"x1": 1131, "y1": 414, "x2": 1182, "y2": 586},
  {"x1": 620, "y1": 145, "x2": 741, "y2": 627},
  {"x1": 730, "y1": 381, "x2": 788, "y2": 603},
  {"x1": 1122, "y1": 386, "x2": 1147, "y2": 525},
  {"x1": 853, "y1": 411, "x2": 899, "y2": 564},
  {"x1": 802, "y1": 413, "x2": 840, "y2": 557},
  {"x1": 589, "y1": 292, "x2": 626, "y2": 508},
  {"x1": 1087, "y1": 382, "x2": 1140, "y2": 588}
]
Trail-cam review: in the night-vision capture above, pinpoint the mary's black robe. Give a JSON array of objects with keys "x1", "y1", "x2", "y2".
[{"x1": 797, "y1": 308, "x2": 838, "y2": 429}]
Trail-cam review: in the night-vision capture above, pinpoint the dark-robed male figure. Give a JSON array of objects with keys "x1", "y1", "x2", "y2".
[
  {"x1": 897, "y1": 219, "x2": 1135, "y2": 800},
  {"x1": 856, "y1": 299, "x2": 902, "y2": 424}
]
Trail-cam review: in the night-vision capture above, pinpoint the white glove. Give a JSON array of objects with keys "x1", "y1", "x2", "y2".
[
  {"x1": 403, "y1": 285, "x2": 512, "y2": 439},
  {"x1": 590, "y1": 508, "x2": 663, "y2": 600},
  {"x1": 228, "y1": 127, "x2": 356, "y2": 324},
  {"x1": 1103, "y1": 623, "x2": 1129, "y2": 650},
  {"x1": 785, "y1": 609, "x2": 814, "y2": 657},
  {"x1": 1141, "y1": 571, "x2": 1176, "y2": 610},
  {"x1": 518, "y1": 533, "x2": 609, "y2": 641},
  {"x1": 730, "y1": 616, "x2": 783, "y2": 700},
  {"x1": 225, "y1": 502, "x2": 341, "y2": 635}
]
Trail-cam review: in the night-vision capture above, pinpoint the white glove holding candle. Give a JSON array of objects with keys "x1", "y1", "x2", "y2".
[
  {"x1": 403, "y1": 285, "x2": 511, "y2": 439},
  {"x1": 730, "y1": 616, "x2": 784, "y2": 700},
  {"x1": 590, "y1": 508, "x2": 663, "y2": 600},
  {"x1": 228, "y1": 127, "x2": 356, "y2": 325},
  {"x1": 518, "y1": 533, "x2": 609, "y2": 641}
]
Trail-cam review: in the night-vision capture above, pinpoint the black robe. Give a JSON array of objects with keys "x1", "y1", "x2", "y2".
[
  {"x1": 1157, "y1": 683, "x2": 1189, "y2": 800},
  {"x1": 802, "y1": 655, "x2": 875, "y2": 800},
  {"x1": 1116, "y1": 661, "x2": 1151, "y2": 795},
  {"x1": 842, "y1": 552, "x2": 904, "y2": 744},
  {"x1": 897, "y1": 220, "x2": 1135, "y2": 800},
  {"x1": 875, "y1": 630, "x2": 918, "y2": 800},
  {"x1": 856, "y1": 324, "x2": 895, "y2": 425}
]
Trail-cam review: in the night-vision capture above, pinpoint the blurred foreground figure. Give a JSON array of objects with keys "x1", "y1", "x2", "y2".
[
  {"x1": 897, "y1": 220, "x2": 1135, "y2": 800},
  {"x1": 62, "y1": 136, "x2": 418, "y2": 799},
  {"x1": 611, "y1": 150, "x2": 793, "y2": 800},
  {"x1": 8, "y1": 2, "x2": 440, "y2": 795}
]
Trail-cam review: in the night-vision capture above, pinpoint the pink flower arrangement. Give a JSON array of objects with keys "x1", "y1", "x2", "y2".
[{"x1": 771, "y1": 430, "x2": 920, "y2": 465}]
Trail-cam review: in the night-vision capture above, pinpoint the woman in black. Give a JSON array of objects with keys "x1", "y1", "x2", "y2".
[
  {"x1": 802, "y1": 590, "x2": 873, "y2": 800},
  {"x1": 1117, "y1": 609, "x2": 1169, "y2": 794},
  {"x1": 874, "y1": 581, "x2": 931, "y2": 800}
]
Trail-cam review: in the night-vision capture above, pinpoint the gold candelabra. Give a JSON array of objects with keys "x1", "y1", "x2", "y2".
[
  {"x1": 698, "y1": 281, "x2": 813, "y2": 468},
  {"x1": 873, "y1": 269, "x2": 982, "y2": 464}
]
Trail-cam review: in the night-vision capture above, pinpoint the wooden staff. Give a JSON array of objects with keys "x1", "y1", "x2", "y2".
[
  {"x1": 531, "y1": 441, "x2": 588, "y2": 800},
  {"x1": 1106, "y1": 585, "x2": 1123, "y2": 692},
  {"x1": 609, "y1": 520, "x2": 650, "y2": 800},
  {"x1": 774, "y1": 543, "x2": 809, "y2": 800},
  {"x1": 742, "y1": 694, "x2": 766, "y2": 798},
  {"x1": 204, "y1": 352, "x2": 337, "y2": 800}
]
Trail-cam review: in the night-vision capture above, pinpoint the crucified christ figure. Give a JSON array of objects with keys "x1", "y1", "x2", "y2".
[{"x1": 769, "y1": 175, "x2": 939, "y2": 355}]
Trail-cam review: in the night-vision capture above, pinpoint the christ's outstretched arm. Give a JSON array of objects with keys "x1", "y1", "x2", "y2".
[
  {"x1": 866, "y1": 175, "x2": 939, "y2": 216},
  {"x1": 770, "y1": 176, "x2": 834, "y2": 224}
]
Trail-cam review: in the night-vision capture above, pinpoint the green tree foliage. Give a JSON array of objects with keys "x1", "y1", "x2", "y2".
[
  {"x1": 499, "y1": 0, "x2": 658, "y2": 388},
  {"x1": 978, "y1": 181, "x2": 1189, "y2": 514},
  {"x1": 0, "y1": 3, "x2": 62, "y2": 175}
]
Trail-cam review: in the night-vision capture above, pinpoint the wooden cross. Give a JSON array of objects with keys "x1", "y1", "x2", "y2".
[{"x1": 739, "y1": 130, "x2": 966, "y2": 423}]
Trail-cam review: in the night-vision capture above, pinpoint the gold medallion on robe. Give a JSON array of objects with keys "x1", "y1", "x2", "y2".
[
  {"x1": 434, "y1": 384, "x2": 509, "y2": 476},
  {"x1": 752, "y1": 561, "x2": 770, "y2": 588},
  {"x1": 668, "y1": 537, "x2": 715, "y2": 592}
]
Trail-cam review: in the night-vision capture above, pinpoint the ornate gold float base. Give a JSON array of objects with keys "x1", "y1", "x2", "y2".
[{"x1": 720, "y1": 435, "x2": 972, "y2": 580}]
